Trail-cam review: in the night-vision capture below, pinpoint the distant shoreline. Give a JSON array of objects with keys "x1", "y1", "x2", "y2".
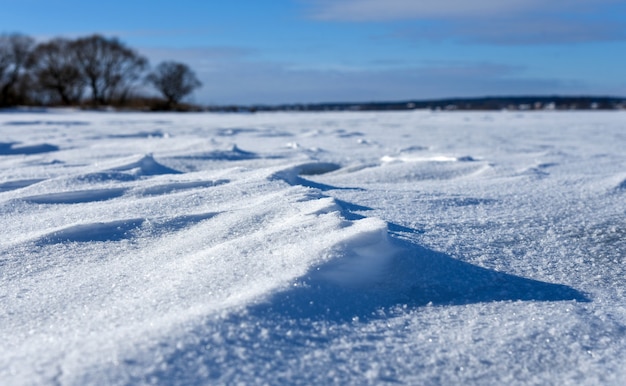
[
  {"x1": 2, "y1": 95, "x2": 625, "y2": 113},
  {"x1": 211, "y1": 95, "x2": 626, "y2": 113}
]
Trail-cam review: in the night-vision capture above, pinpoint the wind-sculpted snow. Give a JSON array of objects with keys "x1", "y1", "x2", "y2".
[
  {"x1": 105, "y1": 154, "x2": 182, "y2": 176},
  {"x1": 0, "y1": 110, "x2": 624, "y2": 385},
  {"x1": 39, "y1": 218, "x2": 146, "y2": 244},
  {"x1": 22, "y1": 188, "x2": 127, "y2": 204},
  {"x1": 0, "y1": 178, "x2": 44, "y2": 192},
  {"x1": 138, "y1": 180, "x2": 229, "y2": 196},
  {"x1": 0, "y1": 142, "x2": 60, "y2": 155},
  {"x1": 2, "y1": 119, "x2": 90, "y2": 126},
  {"x1": 173, "y1": 144, "x2": 260, "y2": 161}
]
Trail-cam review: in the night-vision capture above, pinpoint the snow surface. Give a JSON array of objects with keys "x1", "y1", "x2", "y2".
[{"x1": 0, "y1": 110, "x2": 625, "y2": 385}]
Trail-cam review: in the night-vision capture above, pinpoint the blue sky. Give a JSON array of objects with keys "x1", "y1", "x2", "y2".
[{"x1": 2, "y1": 0, "x2": 626, "y2": 104}]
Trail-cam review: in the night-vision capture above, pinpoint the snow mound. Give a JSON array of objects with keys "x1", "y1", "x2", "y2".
[
  {"x1": 246, "y1": 223, "x2": 588, "y2": 323},
  {"x1": 106, "y1": 154, "x2": 182, "y2": 176},
  {"x1": 271, "y1": 162, "x2": 344, "y2": 190}
]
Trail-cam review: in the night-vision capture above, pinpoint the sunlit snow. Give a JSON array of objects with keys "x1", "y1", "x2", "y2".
[{"x1": 1, "y1": 110, "x2": 625, "y2": 385}]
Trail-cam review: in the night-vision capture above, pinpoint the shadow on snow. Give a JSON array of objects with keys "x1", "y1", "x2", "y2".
[
  {"x1": 36, "y1": 212, "x2": 219, "y2": 245},
  {"x1": 247, "y1": 235, "x2": 589, "y2": 324},
  {"x1": 0, "y1": 142, "x2": 59, "y2": 155}
]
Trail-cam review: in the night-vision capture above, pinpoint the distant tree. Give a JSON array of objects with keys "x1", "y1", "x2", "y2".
[
  {"x1": 0, "y1": 33, "x2": 35, "y2": 106},
  {"x1": 146, "y1": 61, "x2": 202, "y2": 108},
  {"x1": 72, "y1": 35, "x2": 148, "y2": 106},
  {"x1": 29, "y1": 38, "x2": 85, "y2": 105}
]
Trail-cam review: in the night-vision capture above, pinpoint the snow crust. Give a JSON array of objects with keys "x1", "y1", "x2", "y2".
[{"x1": 1, "y1": 110, "x2": 625, "y2": 385}]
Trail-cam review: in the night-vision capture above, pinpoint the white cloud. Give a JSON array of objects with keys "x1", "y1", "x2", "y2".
[
  {"x1": 309, "y1": 0, "x2": 528, "y2": 20},
  {"x1": 307, "y1": 0, "x2": 620, "y2": 21},
  {"x1": 306, "y1": 0, "x2": 626, "y2": 45},
  {"x1": 391, "y1": 18, "x2": 626, "y2": 45}
]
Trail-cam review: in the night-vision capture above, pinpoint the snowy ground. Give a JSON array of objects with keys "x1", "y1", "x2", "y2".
[{"x1": 0, "y1": 109, "x2": 625, "y2": 385}]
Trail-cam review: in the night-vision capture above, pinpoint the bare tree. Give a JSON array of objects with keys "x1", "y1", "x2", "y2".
[
  {"x1": 1, "y1": 33, "x2": 204, "y2": 109},
  {"x1": 146, "y1": 61, "x2": 202, "y2": 108},
  {"x1": 72, "y1": 35, "x2": 147, "y2": 106},
  {"x1": 29, "y1": 38, "x2": 84, "y2": 105},
  {"x1": 0, "y1": 33, "x2": 35, "y2": 106}
]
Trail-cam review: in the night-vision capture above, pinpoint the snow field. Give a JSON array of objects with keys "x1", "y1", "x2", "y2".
[{"x1": 0, "y1": 110, "x2": 625, "y2": 384}]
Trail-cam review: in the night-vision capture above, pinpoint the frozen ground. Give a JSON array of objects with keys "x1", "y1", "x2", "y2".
[{"x1": 0, "y1": 109, "x2": 625, "y2": 385}]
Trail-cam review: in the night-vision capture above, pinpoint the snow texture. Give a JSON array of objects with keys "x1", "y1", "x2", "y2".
[{"x1": 1, "y1": 110, "x2": 625, "y2": 385}]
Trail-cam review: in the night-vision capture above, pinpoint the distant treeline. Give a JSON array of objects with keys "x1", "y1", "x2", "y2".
[
  {"x1": 228, "y1": 96, "x2": 626, "y2": 113},
  {"x1": 0, "y1": 33, "x2": 202, "y2": 110}
]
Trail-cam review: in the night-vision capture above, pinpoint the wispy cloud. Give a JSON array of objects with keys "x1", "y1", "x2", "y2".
[
  {"x1": 141, "y1": 46, "x2": 254, "y2": 65},
  {"x1": 464, "y1": 19, "x2": 626, "y2": 45},
  {"x1": 306, "y1": 0, "x2": 626, "y2": 45},
  {"x1": 390, "y1": 18, "x2": 626, "y2": 45},
  {"x1": 306, "y1": 0, "x2": 621, "y2": 21}
]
